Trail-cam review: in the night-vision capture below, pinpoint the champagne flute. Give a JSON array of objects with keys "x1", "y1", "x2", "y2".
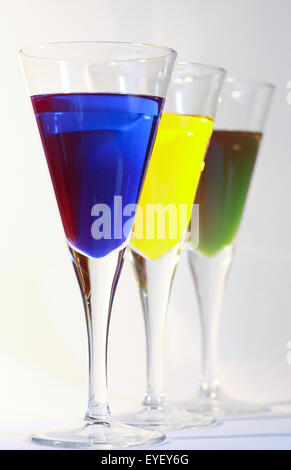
[
  {"x1": 119, "y1": 62, "x2": 225, "y2": 430},
  {"x1": 185, "y1": 77, "x2": 274, "y2": 416},
  {"x1": 20, "y1": 41, "x2": 176, "y2": 448}
]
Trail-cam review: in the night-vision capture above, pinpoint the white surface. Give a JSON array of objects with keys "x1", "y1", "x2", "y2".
[
  {"x1": 1, "y1": 412, "x2": 291, "y2": 450},
  {"x1": 0, "y1": 0, "x2": 290, "y2": 421}
]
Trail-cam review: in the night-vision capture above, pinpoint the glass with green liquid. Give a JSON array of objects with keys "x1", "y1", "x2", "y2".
[
  {"x1": 185, "y1": 77, "x2": 274, "y2": 416},
  {"x1": 196, "y1": 129, "x2": 262, "y2": 256}
]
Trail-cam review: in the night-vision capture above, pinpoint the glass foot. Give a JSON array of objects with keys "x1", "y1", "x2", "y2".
[
  {"x1": 183, "y1": 392, "x2": 267, "y2": 417},
  {"x1": 31, "y1": 417, "x2": 166, "y2": 449},
  {"x1": 267, "y1": 401, "x2": 291, "y2": 415},
  {"x1": 117, "y1": 404, "x2": 215, "y2": 430}
]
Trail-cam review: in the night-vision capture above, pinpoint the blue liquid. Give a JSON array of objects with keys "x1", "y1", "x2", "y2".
[{"x1": 32, "y1": 93, "x2": 163, "y2": 258}]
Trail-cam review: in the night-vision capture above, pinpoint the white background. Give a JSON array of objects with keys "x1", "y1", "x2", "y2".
[{"x1": 0, "y1": 0, "x2": 290, "y2": 422}]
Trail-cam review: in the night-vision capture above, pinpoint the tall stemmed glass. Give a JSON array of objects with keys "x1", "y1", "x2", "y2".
[
  {"x1": 119, "y1": 63, "x2": 225, "y2": 429},
  {"x1": 20, "y1": 41, "x2": 176, "y2": 448},
  {"x1": 185, "y1": 77, "x2": 274, "y2": 416}
]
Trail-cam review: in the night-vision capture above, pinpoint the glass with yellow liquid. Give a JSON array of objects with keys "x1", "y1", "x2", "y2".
[
  {"x1": 119, "y1": 63, "x2": 225, "y2": 430},
  {"x1": 131, "y1": 113, "x2": 213, "y2": 260}
]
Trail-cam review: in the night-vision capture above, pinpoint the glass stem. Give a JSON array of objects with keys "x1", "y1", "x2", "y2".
[
  {"x1": 70, "y1": 246, "x2": 126, "y2": 420},
  {"x1": 187, "y1": 245, "x2": 234, "y2": 398},
  {"x1": 130, "y1": 247, "x2": 181, "y2": 408}
]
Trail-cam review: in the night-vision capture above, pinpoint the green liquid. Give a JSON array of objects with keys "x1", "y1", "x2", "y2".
[{"x1": 194, "y1": 130, "x2": 262, "y2": 256}]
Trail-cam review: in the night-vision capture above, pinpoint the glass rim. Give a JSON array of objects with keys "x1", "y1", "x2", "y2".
[
  {"x1": 225, "y1": 75, "x2": 275, "y2": 91},
  {"x1": 175, "y1": 61, "x2": 226, "y2": 76},
  {"x1": 19, "y1": 40, "x2": 177, "y2": 63}
]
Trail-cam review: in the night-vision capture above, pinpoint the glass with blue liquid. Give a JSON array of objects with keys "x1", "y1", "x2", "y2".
[{"x1": 20, "y1": 41, "x2": 176, "y2": 448}]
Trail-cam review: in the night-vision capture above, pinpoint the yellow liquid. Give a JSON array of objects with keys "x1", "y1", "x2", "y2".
[{"x1": 130, "y1": 113, "x2": 213, "y2": 259}]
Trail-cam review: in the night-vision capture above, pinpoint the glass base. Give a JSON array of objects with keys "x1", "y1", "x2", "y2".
[
  {"x1": 267, "y1": 401, "x2": 291, "y2": 415},
  {"x1": 183, "y1": 391, "x2": 267, "y2": 417},
  {"x1": 30, "y1": 417, "x2": 166, "y2": 449},
  {"x1": 117, "y1": 404, "x2": 215, "y2": 431}
]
